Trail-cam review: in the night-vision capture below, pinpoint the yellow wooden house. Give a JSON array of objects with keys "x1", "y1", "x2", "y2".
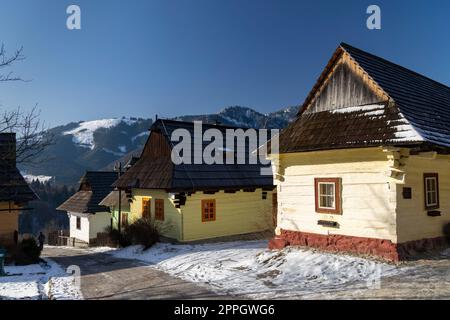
[
  {"x1": 269, "y1": 43, "x2": 450, "y2": 261},
  {"x1": 0, "y1": 133, "x2": 37, "y2": 247},
  {"x1": 112, "y1": 119, "x2": 275, "y2": 242}
]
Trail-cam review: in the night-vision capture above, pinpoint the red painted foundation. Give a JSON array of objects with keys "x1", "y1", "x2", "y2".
[{"x1": 268, "y1": 229, "x2": 448, "y2": 262}]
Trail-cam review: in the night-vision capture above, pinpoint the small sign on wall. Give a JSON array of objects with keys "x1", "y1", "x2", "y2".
[{"x1": 402, "y1": 187, "x2": 412, "y2": 199}]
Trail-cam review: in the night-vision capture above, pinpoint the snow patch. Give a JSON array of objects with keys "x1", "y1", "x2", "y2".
[
  {"x1": 64, "y1": 118, "x2": 136, "y2": 149},
  {"x1": 102, "y1": 148, "x2": 125, "y2": 156},
  {"x1": 131, "y1": 131, "x2": 149, "y2": 143},
  {"x1": 0, "y1": 259, "x2": 82, "y2": 300},
  {"x1": 107, "y1": 240, "x2": 405, "y2": 299},
  {"x1": 22, "y1": 173, "x2": 53, "y2": 184},
  {"x1": 392, "y1": 113, "x2": 424, "y2": 142},
  {"x1": 118, "y1": 145, "x2": 127, "y2": 153}
]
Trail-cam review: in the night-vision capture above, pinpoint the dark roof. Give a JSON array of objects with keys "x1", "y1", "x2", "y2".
[
  {"x1": 340, "y1": 43, "x2": 450, "y2": 148},
  {"x1": 115, "y1": 119, "x2": 274, "y2": 191},
  {"x1": 282, "y1": 43, "x2": 450, "y2": 153},
  {"x1": 0, "y1": 133, "x2": 37, "y2": 203},
  {"x1": 57, "y1": 171, "x2": 117, "y2": 214}
]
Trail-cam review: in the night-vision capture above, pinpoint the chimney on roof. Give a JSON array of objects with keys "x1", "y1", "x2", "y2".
[{"x1": 155, "y1": 114, "x2": 158, "y2": 122}]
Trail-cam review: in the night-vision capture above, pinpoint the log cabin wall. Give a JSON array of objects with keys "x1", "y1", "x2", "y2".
[
  {"x1": 274, "y1": 147, "x2": 398, "y2": 242},
  {"x1": 181, "y1": 189, "x2": 273, "y2": 241},
  {"x1": 0, "y1": 202, "x2": 20, "y2": 245},
  {"x1": 396, "y1": 153, "x2": 450, "y2": 243},
  {"x1": 130, "y1": 188, "x2": 182, "y2": 240}
]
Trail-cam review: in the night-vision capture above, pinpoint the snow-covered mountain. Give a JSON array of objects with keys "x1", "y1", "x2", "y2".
[
  {"x1": 20, "y1": 117, "x2": 153, "y2": 185},
  {"x1": 20, "y1": 106, "x2": 297, "y2": 186}
]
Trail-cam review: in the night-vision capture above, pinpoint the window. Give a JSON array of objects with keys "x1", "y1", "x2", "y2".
[
  {"x1": 142, "y1": 198, "x2": 151, "y2": 219},
  {"x1": 155, "y1": 199, "x2": 164, "y2": 221},
  {"x1": 201, "y1": 199, "x2": 216, "y2": 222},
  {"x1": 121, "y1": 212, "x2": 129, "y2": 228},
  {"x1": 424, "y1": 173, "x2": 439, "y2": 210},
  {"x1": 314, "y1": 178, "x2": 342, "y2": 214},
  {"x1": 76, "y1": 216, "x2": 81, "y2": 230}
]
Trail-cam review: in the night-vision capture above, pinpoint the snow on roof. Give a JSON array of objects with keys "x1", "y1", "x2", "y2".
[{"x1": 330, "y1": 104, "x2": 384, "y2": 114}]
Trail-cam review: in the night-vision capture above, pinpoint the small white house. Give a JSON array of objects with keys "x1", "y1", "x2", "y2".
[
  {"x1": 67, "y1": 211, "x2": 111, "y2": 244},
  {"x1": 58, "y1": 171, "x2": 117, "y2": 245}
]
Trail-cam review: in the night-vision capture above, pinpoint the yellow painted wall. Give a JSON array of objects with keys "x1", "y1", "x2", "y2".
[
  {"x1": 181, "y1": 189, "x2": 273, "y2": 241},
  {"x1": 274, "y1": 148, "x2": 398, "y2": 242},
  {"x1": 130, "y1": 188, "x2": 273, "y2": 241},
  {"x1": 396, "y1": 154, "x2": 450, "y2": 243},
  {"x1": 0, "y1": 202, "x2": 20, "y2": 245},
  {"x1": 130, "y1": 189, "x2": 182, "y2": 240}
]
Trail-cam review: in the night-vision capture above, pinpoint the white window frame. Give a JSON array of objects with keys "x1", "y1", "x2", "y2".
[
  {"x1": 425, "y1": 176, "x2": 438, "y2": 207},
  {"x1": 317, "y1": 182, "x2": 336, "y2": 210}
]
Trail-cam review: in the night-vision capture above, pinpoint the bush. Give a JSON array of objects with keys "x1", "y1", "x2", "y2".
[
  {"x1": 13, "y1": 238, "x2": 41, "y2": 265},
  {"x1": 124, "y1": 218, "x2": 160, "y2": 249},
  {"x1": 105, "y1": 218, "x2": 161, "y2": 249},
  {"x1": 104, "y1": 226, "x2": 130, "y2": 248}
]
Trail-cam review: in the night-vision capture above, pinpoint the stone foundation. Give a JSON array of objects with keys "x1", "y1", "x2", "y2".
[{"x1": 268, "y1": 229, "x2": 449, "y2": 262}]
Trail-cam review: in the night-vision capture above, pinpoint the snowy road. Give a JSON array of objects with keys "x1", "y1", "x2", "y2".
[
  {"x1": 105, "y1": 241, "x2": 450, "y2": 299},
  {"x1": 42, "y1": 242, "x2": 450, "y2": 300},
  {"x1": 41, "y1": 246, "x2": 232, "y2": 300}
]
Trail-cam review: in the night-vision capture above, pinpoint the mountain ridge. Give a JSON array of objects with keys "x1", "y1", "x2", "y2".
[{"x1": 20, "y1": 106, "x2": 297, "y2": 186}]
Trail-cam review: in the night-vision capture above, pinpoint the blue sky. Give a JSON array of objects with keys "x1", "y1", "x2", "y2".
[{"x1": 0, "y1": 0, "x2": 449, "y2": 127}]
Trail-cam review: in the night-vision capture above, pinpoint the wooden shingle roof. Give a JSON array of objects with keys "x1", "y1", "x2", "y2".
[
  {"x1": 114, "y1": 119, "x2": 274, "y2": 192},
  {"x1": 341, "y1": 43, "x2": 450, "y2": 148},
  {"x1": 57, "y1": 171, "x2": 117, "y2": 214},
  {"x1": 281, "y1": 43, "x2": 450, "y2": 153}
]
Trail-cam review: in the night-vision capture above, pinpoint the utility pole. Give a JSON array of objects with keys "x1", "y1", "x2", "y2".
[{"x1": 115, "y1": 162, "x2": 123, "y2": 234}]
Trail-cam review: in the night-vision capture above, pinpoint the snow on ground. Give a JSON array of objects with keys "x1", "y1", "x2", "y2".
[
  {"x1": 108, "y1": 240, "x2": 406, "y2": 299},
  {"x1": 0, "y1": 259, "x2": 82, "y2": 300},
  {"x1": 64, "y1": 118, "x2": 136, "y2": 149}
]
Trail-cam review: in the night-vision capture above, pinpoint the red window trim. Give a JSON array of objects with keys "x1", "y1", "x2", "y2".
[
  {"x1": 155, "y1": 199, "x2": 164, "y2": 221},
  {"x1": 201, "y1": 199, "x2": 216, "y2": 222},
  {"x1": 142, "y1": 198, "x2": 151, "y2": 219},
  {"x1": 121, "y1": 212, "x2": 129, "y2": 228},
  {"x1": 423, "y1": 173, "x2": 439, "y2": 210},
  {"x1": 314, "y1": 177, "x2": 342, "y2": 214}
]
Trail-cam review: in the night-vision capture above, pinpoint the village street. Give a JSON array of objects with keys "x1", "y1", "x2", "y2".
[
  {"x1": 41, "y1": 246, "x2": 232, "y2": 300},
  {"x1": 41, "y1": 242, "x2": 450, "y2": 300}
]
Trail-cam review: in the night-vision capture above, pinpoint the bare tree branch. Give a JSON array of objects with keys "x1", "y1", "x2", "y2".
[
  {"x1": 0, "y1": 44, "x2": 54, "y2": 165},
  {"x1": 0, "y1": 44, "x2": 25, "y2": 82}
]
